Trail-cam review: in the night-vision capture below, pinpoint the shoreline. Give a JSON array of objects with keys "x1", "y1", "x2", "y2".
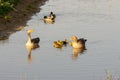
[{"x1": 0, "y1": 0, "x2": 47, "y2": 40}]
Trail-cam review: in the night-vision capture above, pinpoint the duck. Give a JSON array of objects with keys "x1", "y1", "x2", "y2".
[
  {"x1": 53, "y1": 41, "x2": 62, "y2": 48},
  {"x1": 49, "y1": 12, "x2": 56, "y2": 20},
  {"x1": 26, "y1": 29, "x2": 40, "y2": 49},
  {"x1": 43, "y1": 16, "x2": 54, "y2": 24},
  {"x1": 70, "y1": 36, "x2": 87, "y2": 49}
]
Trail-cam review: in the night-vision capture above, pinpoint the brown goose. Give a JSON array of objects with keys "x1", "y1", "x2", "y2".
[{"x1": 70, "y1": 36, "x2": 87, "y2": 49}]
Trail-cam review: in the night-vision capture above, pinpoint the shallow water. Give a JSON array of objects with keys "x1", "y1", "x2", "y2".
[{"x1": 0, "y1": 0, "x2": 120, "y2": 80}]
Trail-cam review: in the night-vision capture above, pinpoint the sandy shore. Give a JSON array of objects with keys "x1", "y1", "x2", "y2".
[{"x1": 0, "y1": 0, "x2": 47, "y2": 40}]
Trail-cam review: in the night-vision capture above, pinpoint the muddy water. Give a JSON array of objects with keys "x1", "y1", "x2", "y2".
[{"x1": 0, "y1": 0, "x2": 120, "y2": 80}]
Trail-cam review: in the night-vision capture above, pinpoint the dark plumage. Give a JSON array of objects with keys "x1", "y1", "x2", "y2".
[
  {"x1": 70, "y1": 36, "x2": 87, "y2": 49},
  {"x1": 31, "y1": 37, "x2": 40, "y2": 44},
  {"x1": 49, "y1": 12, "x2": 56, "y2": 20},
  {"x1": 77, "y1": 38, "x2": 87, "y2": 49},
  {"x1": 44, "y1": 16, "x2": 47, "y2": 19},
  {"x1": 62, "y1": 39, "x2": 68, "y2": 46},
  {"x1": 77, "y1": 38, "x2": 87, "y2": 44}
]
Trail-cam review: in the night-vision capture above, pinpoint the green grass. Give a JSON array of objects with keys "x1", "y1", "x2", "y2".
[{"x1": 0, "y1": 0, "x2": 19, "y2": 17}]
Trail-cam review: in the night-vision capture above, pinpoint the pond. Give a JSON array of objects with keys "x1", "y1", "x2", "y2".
[{"x1": 0, "y1": 0, "x2": 120, "y2": 80}]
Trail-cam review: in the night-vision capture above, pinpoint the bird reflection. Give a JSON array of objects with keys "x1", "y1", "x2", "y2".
[
  {"x1": 26, "y1": 46, "x2": 40, "y2": 64},
  {"x1": 26, "y1": 46, "x2": 33, "y2": 64},
  {"x1": 71, "y1": 48, "x2": 86, "y2": 60}
]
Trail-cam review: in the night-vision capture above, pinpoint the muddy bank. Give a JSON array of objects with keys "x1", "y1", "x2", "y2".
[{"x1": 0, "y1": 0, "x2": 47, "y2": 40}]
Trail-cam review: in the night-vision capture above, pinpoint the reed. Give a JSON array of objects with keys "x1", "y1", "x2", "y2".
[{"x1": 106, "y1": 70, "x2": 112, "y2": 80}]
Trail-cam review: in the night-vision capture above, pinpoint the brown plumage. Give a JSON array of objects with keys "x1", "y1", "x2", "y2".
[{"x1": 70, "y1": 36, "x2": 87, "y2": 49}]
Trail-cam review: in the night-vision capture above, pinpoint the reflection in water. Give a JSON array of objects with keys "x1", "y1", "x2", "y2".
[
  {"x1": 1, "y1": 0, "x2": 120, "y2": 79},
  {"x1": 26, "y1": 46, "x2": 33, "y2": 64},
  {"x1": 28, "y1": 53, "x2": 32, "y2": 64},
  {"x1": 26, "y1": 45, "x2": 40, "y2": 64},
  {"x1": 71, "y1": 48, "x2": 86, "y2": 60}
]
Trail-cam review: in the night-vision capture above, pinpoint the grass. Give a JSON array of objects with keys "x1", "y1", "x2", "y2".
[
  {"x1": 106, "y1": 70, "x2": 120, "y2": 80},
  {"x1": 0, "y1": 0, "x2": 19, "y2": 18}
]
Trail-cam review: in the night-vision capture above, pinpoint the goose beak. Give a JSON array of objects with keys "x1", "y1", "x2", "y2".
[{"x1": 27, "y1": 29, "x2": 34, "y2": 33}]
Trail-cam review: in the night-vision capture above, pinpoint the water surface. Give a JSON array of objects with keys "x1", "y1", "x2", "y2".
[{"x1": 0, "y1": 0, "x2": 120, "y2": 80}]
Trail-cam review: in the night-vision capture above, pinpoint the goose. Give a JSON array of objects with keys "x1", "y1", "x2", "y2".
[
  {"x1": 26, "y1": 29, "x2": 40, "y2": 49},
  {"x1": 70, "y1": 36, "x2": 87, "y2": 49}
]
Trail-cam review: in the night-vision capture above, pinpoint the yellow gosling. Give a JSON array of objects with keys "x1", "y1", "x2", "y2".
[
  {"x1": 53, "y1": 39, "x2": 68, "y2": 48},
  {"x1": 57, "y1": 40, "x2": 63, "y2": 45},
  {"x1": 53, "y1": 41, "x2": 62, "y2": 48}
]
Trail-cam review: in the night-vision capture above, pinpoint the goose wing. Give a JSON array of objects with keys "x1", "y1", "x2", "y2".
[
  {"x1": 31, "y1": 37, "x2": 40, "y2": 44},
  {"x1": 77, "y1": 38, "x2": 87, "y2": 44}
]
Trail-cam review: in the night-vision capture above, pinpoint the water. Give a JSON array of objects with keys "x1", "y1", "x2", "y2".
[{"x1": 0, "y1": 0, "x2": 120, "y2": 80}]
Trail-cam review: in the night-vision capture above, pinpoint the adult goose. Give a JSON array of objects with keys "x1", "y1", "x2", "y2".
[
  {"x1": 70, "y1": 36, "x2": 87, "y2": 49},
  {"x1": 26, "y1": 29, "x2": 40, "y2": 49}
]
